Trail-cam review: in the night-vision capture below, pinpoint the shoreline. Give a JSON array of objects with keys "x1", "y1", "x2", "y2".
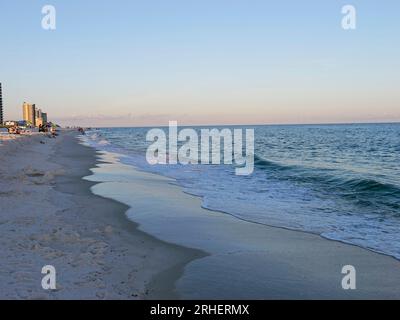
[
  {"x1": 53, "y1": 132, "x2": 208, "y2": 299},
  {"x1": 186, "y1": 197, "x2": 400, "y2": 263},
  {"x1": 81, "y1": 131, "x2": 400, "y2": 263},
  {"x1": 0, "y1": 131, "x2": 205, "y2": 299},
  {"x1": 85, "y1": 147, "x2": 400, "y2": 299},
  {"x1": 55, "y1": 132, "x2": 207, "y2": 299}
]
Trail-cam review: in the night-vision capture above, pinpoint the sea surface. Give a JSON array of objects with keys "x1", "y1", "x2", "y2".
[{"x1": 83, "y1": 123, "x2": 400, "y2": 259}]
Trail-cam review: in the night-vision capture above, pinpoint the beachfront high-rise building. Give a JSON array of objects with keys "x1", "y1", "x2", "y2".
[
  {"x1": 41, "y1": 112, "x2": 48, "y2": 124},
  {"x1": 35, "y1": 108, "x2": 43, "y2": 127},
  {"x1": 22, "y1": 102, "x2": 36, "y2": 126},
  {"x1": 0, "y1": 83, "x2": 4, "y2": 124},
  {"x1": 35, "y1": 109, "x2": 49, "y2": 127},
  {"x1": 36, "y1": 109, "x2": 42, "y2": 119}
]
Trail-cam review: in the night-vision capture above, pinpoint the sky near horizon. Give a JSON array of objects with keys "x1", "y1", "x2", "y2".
[{"x1": 1, "y1": 0, "x2": 399, "y2": 127}]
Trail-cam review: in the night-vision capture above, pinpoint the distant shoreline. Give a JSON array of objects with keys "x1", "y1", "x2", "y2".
[{"x1": 70, "y1": 121, "x2": 400, "y2": 129}]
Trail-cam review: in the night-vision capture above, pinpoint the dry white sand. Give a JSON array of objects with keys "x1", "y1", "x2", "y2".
[{"x1": 0, "y1": 131, "x2": 203, "y2": 299}]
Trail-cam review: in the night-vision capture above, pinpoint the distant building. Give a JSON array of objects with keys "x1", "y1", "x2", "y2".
[
  {"x1": 36, "y1": 118, "x2": 43, "y2": 127},
  {"x1": 4, "y1": 120, "x2": 17, "y2": 126},
  {"x1": 0, "y1": 83, "x2": 3, "y2": 124},
  {"x1": 41, "y1": 112, "x2": 48, "y2": 125},
  {"x1": 35, "y1": 108, "x2": 43, "y2": 127},
  {"x1": 22, "y1": 102, "x2": 36, "y2": 126}
]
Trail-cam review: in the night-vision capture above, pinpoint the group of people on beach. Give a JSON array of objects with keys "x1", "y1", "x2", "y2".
[
  {"x1": 38, "y1": 124, "x2": 49, "y2": 133},
  {"x1": 7, "y1": 126, "x2": 21, "y2": 134},
  {"x1": 6, "y1": 123, "x2": 58, "y2": 137}
]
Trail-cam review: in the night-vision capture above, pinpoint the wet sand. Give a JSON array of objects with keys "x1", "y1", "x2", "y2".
[{"x1": 86, "y1": 150, "x2": 400, "y2": 299}]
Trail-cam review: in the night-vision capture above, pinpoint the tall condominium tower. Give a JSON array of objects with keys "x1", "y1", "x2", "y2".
[
  {"x1": 41, "y1": 112, "x2": 48, "y2": 124},
  {"x1": 0, "y1": 83, "x2": 3, "y2": 124},
  {"x1": 23, "y1": 102, "x2": 36, "y2": 126},
  {"x1": 35, "y1": 108, "x2": 43, "y2": 126}
]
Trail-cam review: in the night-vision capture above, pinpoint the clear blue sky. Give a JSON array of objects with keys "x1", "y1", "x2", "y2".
[{"x1": 1, "y1": 0, "x2": 399, "y2": 126}]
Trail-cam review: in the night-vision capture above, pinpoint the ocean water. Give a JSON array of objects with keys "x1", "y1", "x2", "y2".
[{"x1": 83, "y1": 123, "x2": 400, "y2": 259}]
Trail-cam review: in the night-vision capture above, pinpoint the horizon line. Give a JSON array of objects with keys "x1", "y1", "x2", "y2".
[{"x1": 70, "y1": 120, "x2": 400, "y2": 129}]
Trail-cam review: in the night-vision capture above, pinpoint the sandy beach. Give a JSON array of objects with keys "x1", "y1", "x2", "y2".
[
  {"x1": 0, "y1": 131, "x2": 204, "y2": 299},
  {"x1": 1, "y1": 130, "x2": 400, "y2": 299}
]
